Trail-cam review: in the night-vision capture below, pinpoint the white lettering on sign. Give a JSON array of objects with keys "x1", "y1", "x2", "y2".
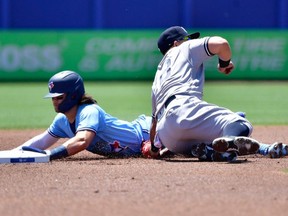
[
  {"x1": 85, "y1": 38, "x2": 155, "y2": 54},
  {"x1": 79, "y1": 37, "x2": 159, "y2": 72},
  {"x1": 0, "y1": 44, "x2": 63, "y2": 72},
  {"x1": 105, "y1": 54, "x2": 160, "y2": 72},
  {"x1": 232, "y1": 37, "x2": 286, "y2": 71}
]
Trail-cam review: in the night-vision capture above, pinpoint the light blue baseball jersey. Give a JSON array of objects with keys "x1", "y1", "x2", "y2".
[{"x1": 47, "y1": 104, "x2": 151, "y2": 156}]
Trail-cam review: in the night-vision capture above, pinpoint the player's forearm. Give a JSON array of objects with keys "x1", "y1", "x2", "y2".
[
  {"x1": 21, "y1": 131, "x2": 95, "y2": 160},
  {"x1": 62, "y1": 138, "x2": 88, "y2": 156},
  {"x1": 149, "y1": 117, "x2": 157, "y2": 145},
  {"x1": 217, "y1": 42, "x2": 232, "y2": 62},
  {"x1": 46, "y1": 140, "x2": 86, "y2": 160},
  {"x1": 208, "y1": 36, "x2": 232, "y2": 61},
  {"x1": 14, "y1": 131, "x2": 57, "y2": 150},
  {"x1": 149, "y1": 117, "x2": 161, "y2": 153},
  {"x1": 61, "y1": 130, "x2": 95, "y2": 156}
]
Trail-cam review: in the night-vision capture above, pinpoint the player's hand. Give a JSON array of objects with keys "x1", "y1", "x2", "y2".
[
  {"x1": 141, "y1": 140, "x2": 160, "y2": 159},
  {"x1": 21, "y1": 146, "x2": 50, "y2": 155},
  {"x1": 218, "y1": 61, "x2": 234, "y2": 75}
]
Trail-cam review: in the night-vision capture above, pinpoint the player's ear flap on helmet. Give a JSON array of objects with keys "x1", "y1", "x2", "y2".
[
  {"x1": 71, "y1": 93, "x2": 77, "y2": 100},
  {"x1": 44, "y1": 70, "x2": 86, "y2": 113}
]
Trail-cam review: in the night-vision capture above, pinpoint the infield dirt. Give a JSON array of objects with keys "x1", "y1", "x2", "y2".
[{"x1": 0, "y1": 126, "x2": 288, "y2": 216}]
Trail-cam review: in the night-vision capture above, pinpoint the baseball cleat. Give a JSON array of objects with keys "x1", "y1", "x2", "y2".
[
  {"x1": 212, "y1": 137, "x2": 235, "y2": 153},
  {"x1": 212, "y1": 136, "x2": 260, "y2": 155},
  {"x1": 234, "y1": 137, "x2": 260, "y2": 155},
  {"x1": 191, "y1": 143, "x2": 238, "y2": 162},
  {"x1": 267, "y1": 142, "x2": 288, "y2": 158},
  {"x1": 191, "y1": 143, "x2": 207, "y2": 158},
  {"x1": 213, "y1": 151, "x2": 238, "y2": 162}
]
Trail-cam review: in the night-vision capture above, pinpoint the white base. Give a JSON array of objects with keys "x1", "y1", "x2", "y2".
[{"x1": 0, "y1": 150, "x2": 50, "y2": 164}]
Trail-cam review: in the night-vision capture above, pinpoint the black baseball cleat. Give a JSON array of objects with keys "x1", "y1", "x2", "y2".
[{"x1": 212, "y1": 136, "x2": 260, "y2": 155}]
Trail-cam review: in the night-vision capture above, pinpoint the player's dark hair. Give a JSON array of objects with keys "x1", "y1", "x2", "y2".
[{"x1": 79, "y1": 94, "x2": 97, "y2": 105}]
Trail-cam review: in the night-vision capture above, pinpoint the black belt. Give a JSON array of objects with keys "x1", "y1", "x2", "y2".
[{"x1": 164, "y1": 95, "x2": 176, "y2": 108}]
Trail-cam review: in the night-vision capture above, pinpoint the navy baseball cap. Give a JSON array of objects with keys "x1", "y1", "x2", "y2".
[{"x1": 157, "y1": 26, "x2": 200, "y2": 55}]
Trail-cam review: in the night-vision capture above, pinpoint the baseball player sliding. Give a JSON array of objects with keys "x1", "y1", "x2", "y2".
[
  {"x1": 141, "y1": 26, "x2": 288, "y2": 161},
  {"x1": 13, "y1": 70, "x2": 152, "y2": 161}
]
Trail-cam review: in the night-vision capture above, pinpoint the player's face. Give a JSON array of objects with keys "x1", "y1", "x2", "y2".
[{"x1": 52, "y1": 94, "x2": 66, "y2": 112}]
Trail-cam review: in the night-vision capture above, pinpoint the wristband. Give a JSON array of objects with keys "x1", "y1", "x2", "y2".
[
  {"x1": 151, "y1": 144, "x2": 160, "y2": 153},
  {"x1": 218, "y1": 58, "x2": 231, "y2": 68},
  {"x1": 50, "y1": 145, "x2": 69, "y2": 160}
]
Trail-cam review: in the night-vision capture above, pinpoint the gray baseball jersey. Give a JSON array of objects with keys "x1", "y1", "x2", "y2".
[{"x1": 151, "y1": 37, "x2": 252, "y2": 154}]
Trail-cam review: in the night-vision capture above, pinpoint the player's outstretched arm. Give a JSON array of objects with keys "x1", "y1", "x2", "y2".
[
  {"x1": 61, "y1": 130, "x2": 95, "y2": 156},
  {"x1": 208, "y1": 36, "x2": 234, "y2": 75},
  {"x1": 22, "y1": 130, "x2": 96, "y2": 160},
  {"x1": 13, "y1": 131, "x2": 59, "y2": 151}
]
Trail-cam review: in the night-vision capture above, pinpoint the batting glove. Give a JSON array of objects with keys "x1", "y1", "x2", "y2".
[{"x1": 141, "y1": 140, "x2": 160, "y2": 159}]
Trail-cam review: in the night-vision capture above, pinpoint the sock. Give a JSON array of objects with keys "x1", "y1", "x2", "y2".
[{"x1": 258, "y1": 143, "x2": 270, "y2": 155}]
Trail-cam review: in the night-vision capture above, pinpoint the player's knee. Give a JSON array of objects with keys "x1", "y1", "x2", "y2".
[{"x1": 223, "y1": 121, "x2": 251, "y2": 137}]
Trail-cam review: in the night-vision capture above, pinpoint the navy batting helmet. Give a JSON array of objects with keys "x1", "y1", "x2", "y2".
[{"x1": 44, "y1": 70, "x2": 85, "y2": 113}]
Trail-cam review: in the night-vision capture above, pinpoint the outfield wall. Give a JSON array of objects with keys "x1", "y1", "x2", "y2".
[
  {"x1": 0, "y1": 30, "x2": 287, "y2": 81},
  {"x1": 1, "y1": 0, "x2": 287, "y2": 29}
]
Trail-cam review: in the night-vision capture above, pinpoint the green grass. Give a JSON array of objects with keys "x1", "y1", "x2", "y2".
[
  {"x1": 0, "y1": 81, "x2": 152, "y2": 129},
  {"x1": 204, "y1": 81, "x2": 288, "y2": 125},
  {"x1": 0, "y1": 81, "x2": 287, "y2": 129}
]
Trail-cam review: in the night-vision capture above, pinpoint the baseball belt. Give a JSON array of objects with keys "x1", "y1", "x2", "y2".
[{"x1": 156, "y1": 95, "x2": 176, "y2": 120}]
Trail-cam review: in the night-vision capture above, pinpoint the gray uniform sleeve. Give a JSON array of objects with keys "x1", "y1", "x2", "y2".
[{"x1": 187, "y1": 37, "x2": 214, "y2": 68}]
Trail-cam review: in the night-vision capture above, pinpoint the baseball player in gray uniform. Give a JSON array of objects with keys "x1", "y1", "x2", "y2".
[{"x1": 144, "y1": 26, "x2": 288, "y2": 161}]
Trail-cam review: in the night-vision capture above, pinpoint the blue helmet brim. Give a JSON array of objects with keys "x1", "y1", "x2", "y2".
[{"x1": 43, "y1": 92, "x2": 64, "y2": 99}]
